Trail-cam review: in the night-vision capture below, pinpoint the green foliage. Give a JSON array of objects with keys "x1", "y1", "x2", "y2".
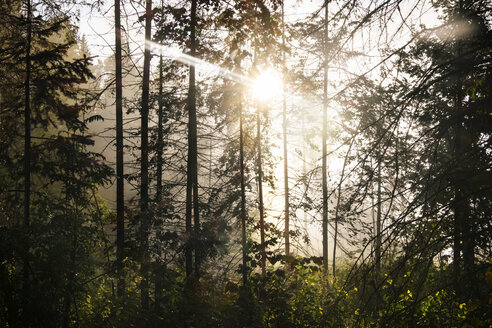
[{"x1": 0, "y1": 1, "x2": 113, "y2": 326}]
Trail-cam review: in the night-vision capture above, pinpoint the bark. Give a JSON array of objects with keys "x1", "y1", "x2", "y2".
[
  {"x1": 22, "y1": 0, "x2": 32, "y2": 306},
  {"x1": 333, "y1": 138, "x2": 353, "y2": 279},
  {"x1": 114, "y1": 0, "x2": 125, "y2": 298},
  {"x1": 453, "y1": 0, "x2": 475, "y2": 297},
  {"x1": 186, "y1": 0, "x2": 199, "y2": 279},
  {"x1": 375, "y1": 159, "x2": 382, "y2": 274},
  {"x1": 257, "y1": 109, "x2": 266, "y2": 276},
  {"x1": 154, "y1": 49, "x2": 164, "y2": 313},
  {"x1": 239, "y1": 95, "x2": 248, "y2": 285},
  {"x1": 156, "y1": 51, "x2": 164, "y2": 203},
  {"x1": 322, "y1": 1, "x2": 329, "y2": 273},
  {"x1": 237, "y1": 57, "x2": 248, "y2": 285},
  {"x1": 452, "y1": 70, "x2": 474, "y2": 298},
  {"x1": 281, "y1": 1, "x2": 290, "y2": 259},
  {"x1": 140, "y1": 0, "x2": 152, "y2": 310}
]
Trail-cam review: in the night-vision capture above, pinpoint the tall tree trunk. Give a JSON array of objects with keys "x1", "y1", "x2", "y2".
[
  {"x1": 22, "y1": 0, "x2": 32, "y2": 315},
  {"x1": 251, "y1": 3, "x2": 265, "y2": 277},
  {"x1": 452, "y1": 77, "x2": 473, "y2": 298},
  {"x1": 452, "y1": 82, "x2": 463, "y2": 296},
  {"x1": 140, "y1": 0, "x2": 152, "y2": 310},
  {"x1": 256, "y1": 108, "x2": 266, "y2": 276},
  {"x1": 371, "y1": 168, "x2": 376, "y2": 261},
  {"x1": 453, "y1": 0, "x2": 474, "y2": 297},
  {"x1": 302, "y1": 106, "x2": 308, "y2": 237},
  {"x1": 237, "y1": 57, "x2": 248, "y2": 285},
  {"x1": 154, "y1": 47, "x2": 164, "y2": 315},
  {"x1": 63, "y1": 194, "x2": 77, "y2": 328},
  {"x1": 375, "y1": 159, "x2": 382, "y2": 274},
  {"x1": 332, "y1": 138, "x2": 353, "y2": 279},
  {"x1": 114, "y1": 0, "x2": 125, "y2": 298},
  {"x1": 322, "y1": 0, "x2": 329, "y2": 273},
  {"x1": 156, "y1": 51, "x2": 164, "y2": 203},
  {"x1": 239, "y1": 95, "x2": 248, "y2": 285},
  {"x1": 281, "y1": 1, "x2": 290, "y2": 260},
  {"x1": 186, "y1": 0, "x2": 199, "y2": 279}
]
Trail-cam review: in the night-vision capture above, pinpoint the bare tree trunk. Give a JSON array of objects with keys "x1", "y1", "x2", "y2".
[
  {"x1": 63, "y1": 194, "x2": 77, "y2": 328},
  {"x1": 186, "y1": 0, "x2": 199, "y2": 279},
  {"x1": 235, "y1": 52, "x2": 248, "y2": 285},
  {"x1": 239, "y1": 88, "x2": 248, "y2": 285},
  {"x1": 451, "y1": 67, "x2": 463, "y2": 295},
  {"x1": 302, "y1": 108, "x2": 308, "y2": 237},
  {"x1": 185, "y1": 149, "x2": 193, "y2": 280},
  {"x1": 22, "y1": 0, "x2": 32, "y2": 310},
  {"x1": 371, "y1": 168, "x2": 375, "y2": 261},
  {"x1": 453, "y1": 0, "x2": 474, "y2": 297},
  {"x1": 154, "y1": 48, "x2": 164, "y2": 315},
  {"x1": 375, "y1": 160, "x2": 382, "y2": 274},
  {"x1": 333, "y1": 138, "x2": 353, "y2": 279},
  {"x1": 322, "y1": 0, "x2": 329, "y2": 273},
  {"x1": 281, "y1": 1, "x2": 290, "y2": 260},
  {"x1": 156, "y1": 51, "x2": 164, "y2": 203},
  {"x1": 114, "y1": 0, "x2": 125, "y2": 298},
  {"x1": 257, "y1": 108, "x2": 266, "y2": 276},
  {"x1": 140, "y1": 0, "x2": 152, "y2": 310},
  {"x1": 453, "y1": 77, "x2": 473, "y2": 298}
]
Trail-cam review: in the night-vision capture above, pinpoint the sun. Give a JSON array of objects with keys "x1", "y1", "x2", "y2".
[{"x1": 251, "y1": 68, "x2": 283, "y2": 101}]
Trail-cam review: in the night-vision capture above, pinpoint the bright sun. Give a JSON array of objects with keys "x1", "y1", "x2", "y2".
[{"x1": 251, "y1": 68, "x2": 283, "y2": 101}]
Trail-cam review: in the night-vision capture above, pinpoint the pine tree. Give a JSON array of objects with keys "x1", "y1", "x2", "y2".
[
  {"x1": 139, "y1": 0, "x2": 152, "y2": 311},
  {"x1": 114, "y1": 0, "x2": 125, "y2": 299},
  {"x1": 0, "y1": 1, "x2": 112, "y2": 325}
]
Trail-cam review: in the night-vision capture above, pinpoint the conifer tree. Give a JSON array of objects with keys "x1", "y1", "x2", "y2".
[
  {"x1": 0, "y1": 1, "x2": 112, "y2": 325},
  {"x1": 114, "y1": 0, "x2": 125, "y2": 298}
]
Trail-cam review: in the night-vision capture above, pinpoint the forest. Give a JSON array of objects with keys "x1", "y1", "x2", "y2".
[{"x1": 0, "y1": 0, "x2": 491, "y2": 327}]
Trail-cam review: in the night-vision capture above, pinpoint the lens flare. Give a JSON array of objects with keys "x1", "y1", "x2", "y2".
[{"x1": 251, "y1": 68, "x2": 283, "y2": 101}]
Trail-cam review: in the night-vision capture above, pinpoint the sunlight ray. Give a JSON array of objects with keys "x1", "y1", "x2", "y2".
[{"x1": 147, "y1": 40, "x2": 252, "y2": 86}]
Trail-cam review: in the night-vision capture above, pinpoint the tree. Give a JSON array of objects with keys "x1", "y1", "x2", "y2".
[
  {"x1": 114, "y1": 0, "x2": 125, "y2": 298},
  {"x1": 0, "y1": 1, "x2": 112, "y2": 325},
  {"x1": 186, "y1": 0, "x2": 200, "y2": 280},
  {"x1": 396, "y1": 0, "x2": 492, "y2": 298},
  {"x1": 281, "y1": 0, "x2": 290, "y2": 261},
  {"x1": 139, "y1": 0, "x2": 152, "y2": 310},
  {"x1": 22, "y1": 0, "x2": 32, "y2": 303},
  {"x1": 321, "y1": 0, "x2": 329, "y2": 274}
]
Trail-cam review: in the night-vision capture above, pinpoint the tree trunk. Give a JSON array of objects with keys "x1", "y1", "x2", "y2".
[
  {"x1": 140, "y1": 0, "x2": 152, "y2": 310},
  {"x1": 186, "y1": 0, "x2": 199, "y2": 279},
  {"x1": 322, "y1": 0, "x2": 329, "y2": 273},
  {"x1": 22, "y1": 0, "x2": 32, "y2": 312},
  {"x1": 257, "y1": 108, "x2": 266, "y2": 276},
  {"x1": 452, "y1": 79, "x2": 474, "y2": 299},
  {"x1": 281, "y1": 1, "x2": 290, "y2": 260},
  {"x1": 156, "y1": 51, "x2": 164, "y2": 203},
  {"x1": 375, "y1": 159, "x2": 382, "y2": 274},
  {"x1": 114, "y1": 0, "x2": 125, "y2": 298},
  {"x1": 333, "y1": 138, "x2": 353, "y2": 279},
  {"x1": 453, "y1": 0, "x2": 474, "y2": 297},
  {"x1": 154, "y1": 48, "x2": 164, "y2": 313},
  {"x1": 239, "y1": 95, "x2": 248, "y2": 285},
  {"x1": 302, "y1": 108, "x2": 308, "y2": 236},
  {"x1": 237, "y1": 56, "x2": 248, "y2": 285}
]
